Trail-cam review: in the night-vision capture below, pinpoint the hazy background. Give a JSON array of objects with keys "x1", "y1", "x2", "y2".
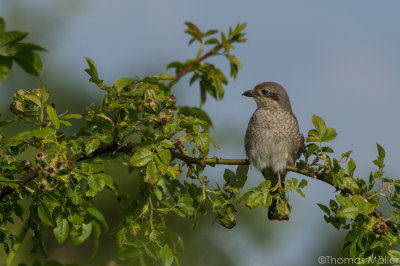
[{"x1": 1, "y1": 1, "x2": 400, "y2": 265}]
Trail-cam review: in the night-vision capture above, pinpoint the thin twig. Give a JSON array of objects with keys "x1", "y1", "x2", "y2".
[{"x1": 168, "y1": 47, "x2": 218, "y2": 87}]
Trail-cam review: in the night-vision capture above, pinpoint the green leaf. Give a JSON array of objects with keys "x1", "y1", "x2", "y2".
[
  {"x1": 312, "y1": 115, "x2": 326, "y2": 136},
  {"x1": 46, "y1": 105, "x2": 60, "y2": 130},
  {"x1": 145, "y1": 160, "x2": 158, "y2": 184},
  {"x1": 343, "y1": 177, "x2": 359, "y2": 193},
  {"x1": 236, "y1": 165, "x2": 249, "y2": 180},
  {"x1": 306, "y1": 129, "x2": 320, "y2": 142},
  {"x1": 0, "y1": 55, "x2": 12, "y2": 83},
  {"x1": 154, "y1": 73, "x2": 174, "y2": 80},
  {"x1": 225, "y1": 54, "x2": 242, "y2": 68},
  {"x1": 177, "y1": 195, "x2": 194, "y2": 216},
  {"x1": 86, "y1": 174, "x2": 105, "y2": 197},
  {"x1": 91, "y1": 221, "x2": 101, "y2": 257},
  {"x1": 167, "y1": 163, "x2": 181, "y2": 179},
  {"x1": 71, "y1": 223, "x2": 93, "y2": 246},
  {"x1": 178, "y1": 107, "x2": 213, "y2": 130},
  {"x1": 362, "y1": 202, "x2": 375, "y2": 215},
  {"x1": 6, "y1": 43, "x2": 47, "y2": 53},
  {"x1": 23, "y1": 94, "x2": 42, "y2": 107},
  {"x1": 113, "y1": 77, "x2": 134, "y2": 91},
  {"x1": 0, "y1": 18, "x2": 5, "y2": 34},
  {"x1": 259, "y1": 180, "x2": 271, "y2": 190},
  {"x1": 37, "y1": 202, "x2": 54, "y2": 227},
  {"x1": 321, "y1": 128, "x2": 337, "y2": 142},
  {"x1": 336, "y1": 206, "x2": 359, "y2": 219},
  {"x1": 130, "y1": 148, "x2": 153, "y2": 167},
  {"x1": 388, "y1": 250, "x2": 400, "y2": 261},
  {"x1": 156, "y1": 147, "x2": 171, "y2": 164},
  {"x1": 85, "y1": 139, "x2": 100, "y2": 154},
  {"x1": 317, "y1": 203, "x2": 330, "y2": 215},
  {"x1": 194, "y1": 132, "x2": 209, "y2": 155},
  {"x1": 0, "y1": 31, "x2": 28, "y2": 47},
  {"x1": 85, "y1": 57, "x2": 104, "y2": 88},
  {"x1": 376, "y1": 143, "x2": 385, "y2": 161},
  {"x1": 306, "y1": 143, "x2": 319, "y2": 156},
  {"x1": 53, "y1": 216, "x2": 69, "y2": 244},
  {"x1": 298, "y1": 179, "x2": 308, "y2": 188},
  {"x1": 160, "y1": 244, "x2": 174, "y2": 266},
  {"x1": 62, "y1": 113, "x2": 82, "y2": 119},
  {"x1": 14, "y1": 51, "x2": 43, "y2": 75},
  {"x1": 352, "y1": 195, "x2": 366, "y2": 211},
  {"x1": 245, "y1": 191, "x2": 262, "y2": 209},
  {"x1": 347, "y1": 158, "x2": 356, "y2": 178},
  {"x1": 336, "y1": 196, "x2": 354, "y2": 208},
  {"x1": 87, "y1": 205, "x2": 108, "y2": 231},
  {"x1": 329, "y1": 199, "x2": 338, "y2": 212},
  {"x1": 262, "y1": 193, "x2": 272, "y2": 207},
  {"x1": 96, "y1": 173, "x2": 115, "y2": 189}
]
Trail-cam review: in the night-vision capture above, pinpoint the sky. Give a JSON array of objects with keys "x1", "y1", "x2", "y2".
[{"x1": 1, "y1": 1, "x2": 400, "y2": 265}]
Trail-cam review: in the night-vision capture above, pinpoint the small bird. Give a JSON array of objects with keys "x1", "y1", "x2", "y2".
[{"x1": 243, "y1": 82, "x2": 303, "y2": 220}]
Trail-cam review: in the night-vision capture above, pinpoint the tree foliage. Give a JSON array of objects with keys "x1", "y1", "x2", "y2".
[{"x1": 0, "y1": 18, "x2": 399, "y2": 266}]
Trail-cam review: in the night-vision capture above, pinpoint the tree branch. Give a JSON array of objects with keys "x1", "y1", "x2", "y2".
[
  {"x1": 0, "y1": 144, "x2": 396, "y2": 233},
  {"x1": 168, "y1": 47, "x2": 219, "y2": 87}
]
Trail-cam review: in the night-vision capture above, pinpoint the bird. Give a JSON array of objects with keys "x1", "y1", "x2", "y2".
[{"x1": 243, "y1": 82, "x2": 303, "y2": 221}]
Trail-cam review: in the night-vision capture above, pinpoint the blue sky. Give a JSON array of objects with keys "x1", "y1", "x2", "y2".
[{"x1": 1, "y1": 1, "x2": 400, "y2": 265}]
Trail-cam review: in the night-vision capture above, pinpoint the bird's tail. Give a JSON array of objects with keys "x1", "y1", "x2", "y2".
[{"x1": 262, "y1": 168, "x2": 291, "y2": 221}]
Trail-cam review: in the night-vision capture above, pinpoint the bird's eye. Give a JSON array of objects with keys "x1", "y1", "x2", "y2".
[{"x1": 262, "y1": 89, "x2": 269, "y2": 94}]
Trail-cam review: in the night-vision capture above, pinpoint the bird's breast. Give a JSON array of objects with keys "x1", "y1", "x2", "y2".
[{"x1": 244, "y1": 108, "x2": 301, "y2": 173}]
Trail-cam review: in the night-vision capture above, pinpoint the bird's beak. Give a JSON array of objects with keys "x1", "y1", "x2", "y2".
[{"x1": 242, "y1": 90, "x2": 256, "y2": 97}]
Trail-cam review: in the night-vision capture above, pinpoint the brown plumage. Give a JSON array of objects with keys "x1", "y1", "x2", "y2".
[{"x1": 243, "y1": 82, "x2": 303, "y2": 220}]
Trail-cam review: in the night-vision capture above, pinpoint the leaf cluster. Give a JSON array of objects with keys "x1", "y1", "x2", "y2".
[{"x1": 0, "y1": 17, "x2": 46, "y2": 82}]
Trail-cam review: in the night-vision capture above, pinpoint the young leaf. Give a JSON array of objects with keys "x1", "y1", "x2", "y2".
[
  {"x1": 46, "y1": 105, "x2": 60, "y2": 130},
  {"x1": 312, "y1": 115, "x2": 327, "y2": 136},
  {"x1": 336, "y1": 206, "x2": 359, "y2": 219},
  {"x1": 347, "y1": 158, "x2": 356, "y2": 178},
  {"x1": 71, "y1": 223, "x2": 93, "y2": 246},
  {"x1": 0, "y1": 56, "x2": 12, "y2": 83},
  {"x1": 156, "y1": 147, "x2": 171, "y2": 164},
  {"x1": 14, "y1": 51, "x2": 43, "y2": 75},
  {"x1": 37, "y1": 202, "x2": 54, "y2": 227},
  {"x1": 351, "y1": 195, "x2": 366, "y2": 211},
  {"x1": 0, "y1": 31, "x2": 28, "y2": 47},
  {"x1": 130, "y1": 148, "x2": 153, "y2": 167},
  {"x1": 245, "y1": 191, "x2": 262, "y2": 209},
  {"x1": 317, "y1": 203, "x2": 330, "y2": 215},
  {"x1": 53, "y1": 216, "x2": 69, "y2": 244},
  {"x1": 160, "y1": 244, "x2": 174, "y2": 266}
]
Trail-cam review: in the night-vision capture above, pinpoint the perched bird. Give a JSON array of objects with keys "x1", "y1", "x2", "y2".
[{"x1": 243, "y1": 82, "x2": 303, "y2": 220}]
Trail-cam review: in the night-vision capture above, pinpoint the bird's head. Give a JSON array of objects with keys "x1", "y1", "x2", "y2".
[{"x1": 242, "y1": 82, "x2": 293, "y2": 113}]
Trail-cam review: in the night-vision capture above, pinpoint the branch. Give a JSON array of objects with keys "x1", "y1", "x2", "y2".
[
  {"x1": 0, "y1": 167, "x2": 40, "y2": 201},
  {"x1": 0, "y1": 145, "x2": 396, "y2": 233},
  {"x1": 168, "y1": 47, "x2": 219, "y2": 87}
]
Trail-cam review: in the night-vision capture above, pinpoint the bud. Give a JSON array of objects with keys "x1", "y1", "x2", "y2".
[
  {"x1": 44, "y1": 161, "x2": 58, "y2": 177},
  {"x1": 159, "y1": 114, "x2": 170, "y2": 125},
  {"x1": 38, "y1": 182, "x2": 47, "y2": 190},
  {"x1": 377, "y1": 220, "x2": 387, "y2": 234},
  {"x1": 163, "y1": 94, "x2": 176, "y2": 108},
  {"x1": 32, "y1": 87, "x2": 42, "y2": 97},
  {"x1": 10, "y1": 100, "x2": 24, "y2": 114},
  {"x1": 143, "y1": 98, "x2": 159, "y2": 114},
  {"x1": 143, "y1": 87, "x2": 156, "y2": 99},
  {"x1": 65, "y1": 160, "x2": 73, "y2": 170},
  {"x1": 35, "y1": 152, "x2": 47, "y2": 163},
  {"x1": 13, "y1": 89, "x2": 28, "y2": 100}
]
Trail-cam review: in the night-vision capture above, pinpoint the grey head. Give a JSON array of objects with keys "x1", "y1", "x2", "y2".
[{"x1": 242, "y1": 82, "x2": 293, "y2": 113}]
